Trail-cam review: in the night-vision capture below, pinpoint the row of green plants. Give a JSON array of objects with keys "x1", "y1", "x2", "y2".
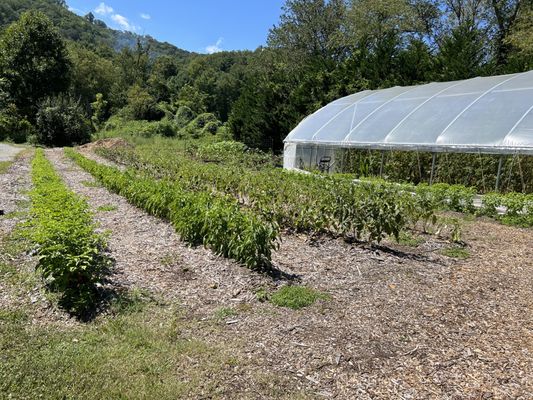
[
  {"x1": 26, "y1": 149, "x2": 108, "y2": 315},
  {"x1": 96, "y1": 142, "x2": 449, "y2": 242},
  {"x1": 64, "y1": 149, "x2": 279, "y2": 269},
  {"x1": 99, "y1": 140, "x2": 533, "y2": 232}
]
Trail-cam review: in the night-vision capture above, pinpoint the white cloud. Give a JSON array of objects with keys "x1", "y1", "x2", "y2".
[
  {"x1": 111, "y1": 14, "x2": 137, "y2": 31},
  {"x1": 94, "y1": 2, "x2": 114, "y2": 16},
  {"x1": 140, "y1": 13, "x2": 151, "y2": 20},
  {"x1": 205, "y1": 38, "x2": 223, "y2": 54}
]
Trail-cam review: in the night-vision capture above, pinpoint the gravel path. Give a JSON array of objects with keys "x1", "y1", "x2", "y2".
[
  {"x1": 0, "y1": 143, "x2": 23, "y2": 162},
  {"x1": 0, "y1": 150, "x2": 31, "y2": 234},
  {"x1": 46, "y1": 148, "x2": 271, "y2": 311},
  {"x1": 0, "y1": 150, "x2": 32, "y2": 313}
]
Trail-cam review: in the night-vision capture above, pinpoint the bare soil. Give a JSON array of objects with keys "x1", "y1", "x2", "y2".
[{"x1": 3, "y1": 148, "x2": 532, "y2": 399}]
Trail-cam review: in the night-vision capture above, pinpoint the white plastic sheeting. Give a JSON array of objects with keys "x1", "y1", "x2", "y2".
[{"x1": 284, "y1": 70, "x2": 533, "y2": 158}]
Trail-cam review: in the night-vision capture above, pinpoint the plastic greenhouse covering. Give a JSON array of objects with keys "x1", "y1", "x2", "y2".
[{"x1": 283, "y1": 70, "x2": 533, "y2": 169}]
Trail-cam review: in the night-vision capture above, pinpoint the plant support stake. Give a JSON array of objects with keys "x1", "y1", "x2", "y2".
[
  {"x1": 495, "y1": 156, "x2": 504, "y2": 191},
  {"x1": 429, "y1": 153, "x2": 436, "y2": 185}
]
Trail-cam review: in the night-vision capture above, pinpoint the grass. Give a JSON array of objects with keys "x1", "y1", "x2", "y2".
[
  {"x1": 0, "y1": 160, "x2": 13, "y2": 173},
  {"x1": 441, "y1": 246, "x2": 470, "y2": 259},
  {"x1": 0, "y1": 304, "x2": 242, "y2": 399},
  {"x1": 270, "y1": 286, "x2": 329, "y2": 310},
  {"x1": 97, "y1": 204, "x2": 118, "y2": 212}
]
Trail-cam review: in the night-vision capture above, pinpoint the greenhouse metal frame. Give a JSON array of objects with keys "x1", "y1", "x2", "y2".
[{"x1": 283, "y1": 70, "x2": 533, "y2": 188}]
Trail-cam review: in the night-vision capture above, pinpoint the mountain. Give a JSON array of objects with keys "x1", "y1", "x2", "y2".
[{"x1": 0, "y1": 0, "x2": 191, "y2": 59}]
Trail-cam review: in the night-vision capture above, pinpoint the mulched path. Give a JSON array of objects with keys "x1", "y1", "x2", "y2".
[
  {"x1": 0, "y1": 151, "x2": 37, "y2": 317},
  {"x1": 8, "y1": 148, "x2": 533, "y2": 399}
]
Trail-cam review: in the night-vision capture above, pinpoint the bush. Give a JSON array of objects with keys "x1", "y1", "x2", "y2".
[
  {"x1": 35, "y1": 96, "x2": 92, "y2": 146},
  {"x1": 0, "y1": 104, "x2": 35, "y2": 143}
]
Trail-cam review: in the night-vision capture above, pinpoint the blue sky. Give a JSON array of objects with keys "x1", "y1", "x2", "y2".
[{"x1": 66, "y1": 1, "x2": 286, "y2": 53}]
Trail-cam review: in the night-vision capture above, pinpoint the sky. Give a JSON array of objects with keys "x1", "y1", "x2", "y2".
[{"x1": 66, "y1": 1, "x2": 286, "y2": 54}]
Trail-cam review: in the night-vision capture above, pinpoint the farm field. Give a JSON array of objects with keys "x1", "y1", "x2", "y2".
[{"x1": 1, "y1": 141, "x2": 532, "y2": 399}]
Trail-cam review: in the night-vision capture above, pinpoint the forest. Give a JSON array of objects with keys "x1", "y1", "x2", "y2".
[{"x1": 0, "y1": 0, "x2": 532, "y2": 151}]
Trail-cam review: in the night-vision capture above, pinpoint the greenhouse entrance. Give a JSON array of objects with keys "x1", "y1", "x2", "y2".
[{"x1": 283, "y1": 70, "x2": 533, "y2": 193}]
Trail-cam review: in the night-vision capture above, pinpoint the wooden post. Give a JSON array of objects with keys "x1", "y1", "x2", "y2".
[
  {"x1": 429, "y1": 153, "x2": 437, "y2": 185},
  {"x1": 379, "y1": 150, "x2": 385, "y2": 178},
  {"x1": 495, "y1": 156, "x2": 504, "y2": 191}
]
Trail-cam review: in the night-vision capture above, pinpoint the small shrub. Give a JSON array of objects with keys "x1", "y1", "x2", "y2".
[{"x1": 270, "y1": 286, "x2": 328, "y2": 310}]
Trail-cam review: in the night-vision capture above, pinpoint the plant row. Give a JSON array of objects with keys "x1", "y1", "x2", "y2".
[
  {"x1": 97, "y1": 143, "x2": 447, "y2": 242},
  {"x1": 27, "y1": 149, "x2": 108, "y2": 315},
  {"x1": 64, "y1": 149, "x2": 278, "y2": 269}
]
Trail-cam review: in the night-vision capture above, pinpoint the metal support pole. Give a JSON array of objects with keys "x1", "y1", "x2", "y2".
[
  {"x1": 379, "y1": 150, "x2": 385, "y2": 178},
  {"x1": 495, "y1": 156, "x2": 504, "y2": 192},
  {"x1": 429, "y1": 153, "x2": 437, "y2": 185}
]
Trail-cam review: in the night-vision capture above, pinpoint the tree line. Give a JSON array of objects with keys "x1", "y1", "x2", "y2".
[{"x1": 0, "y1": 0, "x2": 532, "y2": 149}]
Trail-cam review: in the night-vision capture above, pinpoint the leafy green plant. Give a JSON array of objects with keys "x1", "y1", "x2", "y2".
[
  {"x1": 25, "y1": 149, "x2": 108, "y2": 315},
  {"x1": 270, "y1": 286, "x2": 329, "y2": 310},
  {"x1": 65, "y1": 148, "x2": 279, "y2": 269}
]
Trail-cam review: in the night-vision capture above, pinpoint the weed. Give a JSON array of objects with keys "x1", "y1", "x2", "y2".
[
  {"x1": 0, "y1": 160, "x2": 13, "y2": 174},
  {"x1": 255, "y1": 287, "x2": 270, "y2": 302},
  {"x1": 214, "y1": 307, "x2": 237, "y2": 320},
  {"x1": 398, "y1": 231, "x2": 424, "y2": 247},
  {"x1": 81, "y1": 180, "x2": 100, "y2": 187},
  {"x1": 97, "y1": 204, "x2": 117, "y2": 212},
  {"x1": 270, "y1": 286, "x2": 329, "y2": 310},
  {"x1": 441, "y1": 246, "x2": 470, "y2": 259}
]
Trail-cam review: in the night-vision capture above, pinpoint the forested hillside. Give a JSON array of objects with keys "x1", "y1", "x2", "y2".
[
  {"x1": 0, "y1": 0, "x2": 189, "y2": 58},
  {"x1": 0, "y1": 0, "x2": 532, "y2": 150}
]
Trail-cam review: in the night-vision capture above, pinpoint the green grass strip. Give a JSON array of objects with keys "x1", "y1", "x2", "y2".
[{"x1": 65, "y1": 149, "x2": 279, "y2": 269}]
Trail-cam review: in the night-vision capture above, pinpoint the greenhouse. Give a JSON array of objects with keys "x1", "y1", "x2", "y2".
[{"x1": 283, "y1": 70, "x2": 533, "y2": 191}]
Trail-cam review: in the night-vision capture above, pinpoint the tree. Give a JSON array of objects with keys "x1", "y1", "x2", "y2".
[
  {"x1": 436, "y1": 23, "x2": 486, "y2": 80},
  {"x1": 91, "y1": 93, "x2": 109, "y2": 130},
  {"x1": 35, "y1": 96, "x2": 92, "y2": 147},
  {"x1": 85, "y1": 12, "x2": 95, "y2": 24},
  {"x1": 68, "y1": 43, "x2": 117, "y2": 110},
  {"x1": 0, "y1": 11, "x2": 71, "y2": 119}
]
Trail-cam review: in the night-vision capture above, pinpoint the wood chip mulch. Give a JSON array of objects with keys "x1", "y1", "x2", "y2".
[{"x1": 10, "y1": 148, "x2": 532, "y2": 399}]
